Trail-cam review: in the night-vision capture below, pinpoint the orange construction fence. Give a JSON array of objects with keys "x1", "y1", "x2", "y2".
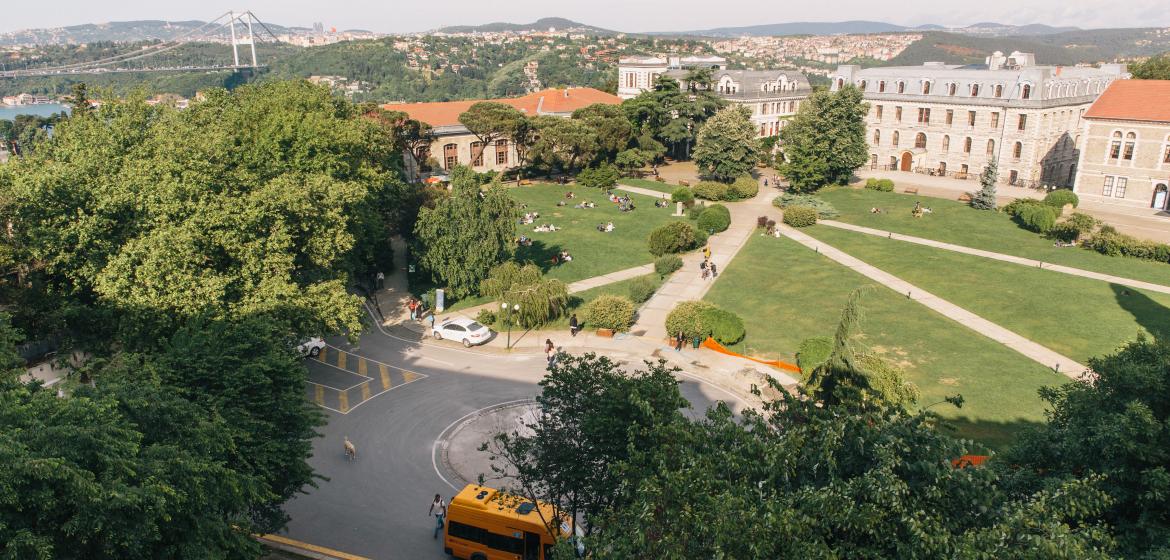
[{"x1": 700, "y1": 337, "x2": 802, "y2": 374}]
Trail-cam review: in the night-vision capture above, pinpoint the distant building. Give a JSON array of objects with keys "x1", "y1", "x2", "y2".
[
  {"x1": 1073, "y1": 80, "x2": 1170, "y2": 211},
  {"x1": 831, "y1": 51, "x2": 1128, "y2": 186},
  {"x1": 382, "y1": 87, "x2": 621, "y2": 180},
  {"x1": 618, "y1": 55, "x2": 813, "y2": 138}
]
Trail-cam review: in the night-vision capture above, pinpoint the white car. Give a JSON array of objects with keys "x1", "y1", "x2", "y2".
[
  {"x1": 431, "y1": 318, "x2": 492, "y2": 347},
  {"x1": 296, "y1": 337, "x2": 326, "y2": 358}
]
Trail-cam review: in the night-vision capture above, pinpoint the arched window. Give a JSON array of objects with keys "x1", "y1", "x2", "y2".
[
  {"x1": 443, "y1": 143, "x2": 459, "y2": 169},
  {"x1": 892, "y1": 131, "x2": 900, "y2": 146},
  {"x1": 942, "y1": 135, "x2": 950, "y2": 152},
  {"x1": 897, "y1": 81, "x2": 906, "y2": 94},
  {"x1": 878, "y1": 80, "x2": 887, "y2": 93},
  {"x1": 859, "y1": 80, "x2": 868, "y2": 90},
  {"x1": 1109, "y1": 131, "x2": 1123, "y2": 160},
  {"x1": 964, "y1": 137, "x2": 972, "y2": 153},
  {"x1": 1123, "y1": 132, "x2": 1137, "y2": 160},
  {"x1": 948, "y1": 83, "x2": 957, "y2": 96},
  {"x1": 994, "y1": 84, "x2": 1003, "y2": 98},
  {"x1": 836, "y1": 78, "x2": 844, "y2": 89},
  {"x1": 986, "y1": 139, "x2": 996, "y2": 157},
  {"x1": 1012, "y1": 141, "x2": 1022, "y2": 159},
  {"x1": 922, "y1": 81, "x2": 932, "y2": 95},
  {"x1": 1163, "y1": 134, "x2": 1170, "y2": 164},
  {"x1": 469, "y1": 141, "x2": 484, "y2": 166},
  {"x1": 873, "y1": 130, "x2": 881, "y2": 145},
  {"x1": 971, "y1": 83, "x2": 981, "y2": 97},
  {"x1": 915, "y1": 132, "x2": 927, "y2": 149},
  {"x1": 1022, "y1": 84, "x2": 1031, "y2": 99}
]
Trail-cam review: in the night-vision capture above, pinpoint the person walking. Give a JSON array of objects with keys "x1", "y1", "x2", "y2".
[
  {"x1": 408, "y1": 298, "x2": 418, "y2": 321},
  {"x1": 675, "y1": 331, "x2": 685, "y2": 352},
  {"x1": 544, "y1": 339, "x2": 555, "y2": 367},
  {"x1": 376, "y1": 271, "x2": 385, "y2": 290},
  {"x1": 569, "y1": 314, "x2": 579, "y2": 337},
  {"x1": 703, "y1": 245, "x2": 711, "y2": 260},
  {"x1": 428, "y1": 312, "x2": 437, "y2": 333},
  {"x1": 700, "y1": 260, "x2": 710, "y2": 281},
  {"x1": 429, "y1": 494, "x2": 447, "y2": 539},
  {"x1": 710, "y1": 262, "x2": 718, "y2": 278}
]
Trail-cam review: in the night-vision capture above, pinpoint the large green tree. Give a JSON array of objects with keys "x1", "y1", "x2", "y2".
[
  {"x1": 530, "y1": 116, "x2": 599, "y2": 173},
  {"x1": 413, "y1": 166, "x2": 519, "y2": 298},
  {"x1": 478, "y1": 262, "x2": 568, "y2": 328},
  {"x1": 1132, "y1": 53, "x2": 1170, "y2": 80},
  {"x1": 692, "y1": 105, "x2": 760, "y2": 182},
  {"x1": 458, "y1": 101, "x2": 527, "y2": 168},
  {"x1": 779, "y1": 86, "x2": 869, "y2": 192},
  {"x1": 622, "y1": 76, "x2": 724, "y2": 160},
  {"x1": 571, "y1": 103, "x2": 633, "y2": 163}
]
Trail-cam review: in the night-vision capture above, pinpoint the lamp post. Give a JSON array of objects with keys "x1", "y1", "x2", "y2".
[{"x1": 501, "y1": 302, "x2": 520, "y2": 350}]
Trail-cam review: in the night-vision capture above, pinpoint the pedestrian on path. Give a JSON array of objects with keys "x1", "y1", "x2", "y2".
[
  {"x1": 710, "y1": 262, "x2": 718, "y2": 277},
  {"x1": 429, "y1": 494, "x2": 447, "y2": 539},
  {"x1": 703, "y1": 245, "x2": 711, "y2": 260},
  {"x1": 569, "y1": 314, "x2": 579, "y2": 337},
  {"x1": 408, "y1": 299, "x2": 418, "y2": 321},
  {"x1": 545, "y1": 339, "x2": 556, "y2": 367},
  {"x1": 376, "y1": 271, "x2": 385, "y2": 290},
  {"x1": 429, "y1": 312, "x2": 436, "y2": 332},
  {"x1": 675, "y1": 331, "x2": 685, "y2": 351},
  {"x1": 701, "y1": 260, "x2": 710, "y2": 280}
]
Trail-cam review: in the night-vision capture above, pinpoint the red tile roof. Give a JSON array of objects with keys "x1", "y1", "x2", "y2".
[
  {"x1": 381, "y1": 87, "x2": 620, "y2": 127},
  {"x1": 1084, "y1": 80, "x2": 1170, "y2": 123}
]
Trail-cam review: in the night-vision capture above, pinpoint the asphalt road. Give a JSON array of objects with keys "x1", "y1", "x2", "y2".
[{"x1": 280, "y1": 325, "x2": 745, "y2": 560}]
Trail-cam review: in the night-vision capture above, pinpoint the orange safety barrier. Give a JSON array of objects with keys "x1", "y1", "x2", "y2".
[
  {"x1": 700, "y1": 337, "x2": 802, "y2": 374},
  {"x1": 951, "y1": 455, "x2": 990, "y2": 469}
]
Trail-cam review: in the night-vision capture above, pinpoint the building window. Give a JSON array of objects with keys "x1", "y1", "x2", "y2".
[
  {"x1": 1109, "y1": 132, "x2": 1123, "y2": 160},
  {"x1": 897, "y1": 81, "x2": 905, "y2": 94},
  {"x1": 625, "y1": 73, "x2": 634, "y2": 88},
  {"x1": 895, "y1": 106, "x2": 902, "y2": 123},
  {"x1": 971, "y1": 84, "x2": 981, "y2": 97},
  {"x1": 1123, "y1": 132, "x2": 1136, "y2": 161},
  {"x1": 939, "y1": 161, "x2": 947, "y2": 174},
  {"x1": 892, "y1": 131, "x2": 900, "y2": 146},
  {"x1": 496, "y1": 139, "x2": 508, "y2": 165},
  {"x1": 922, "y1": 81, "x2": 932, "y2": 95},
  {"x1": 1115, "y1": 176, "x2": 1128, "y2": 198},
  {"x1": 994, "y1": 84, "x2": 1003, "y2": 98},
  {"x1": 1017, "y1": 114, "x2": 1027, "y2": 131},
  {"x1": 836, "y1": 78, "x2": 844, "y2": 90},
  {"x1": 990, "y1": 112, "x2": 1000, "y2": 129},
  {"x1": 871, "y1": 154, "x2": 878, "y2": 167},
  {"x1": 963, "y1": 137, "x2": 972, "y2": 154},
  {"x1": 948, "y1": 83, "x2": 957, "y2": 96},
  {"x1": 1102, "y1": 175, "x2": 1114, "y2": 196},
  {"x1": 1022, "y1": 84, "x2": 1032, "y2": 99},
  {"x1": 915, "y1": 132, "x2": 927, "y2": 149},
  {"x1": 873, "y1": 130, "x2": 881, "y2": 145},
  {"x1": 878, "y1": 80, "x2": 886, "y2": 93},
  {"x1": 942, "y1": 135, "x2": 950, "y2": 152},
  {"x1": 987, "y1": 139, "x2": 996, "y2": 157},
  {"x1": 960, "y1": 163, "x2": 969, "y2": 175},
  {"x1": 1012, "y1": 141, "x2": 1022, "y2": 159},
  {"x1": 917, "y1": 108, "x2": 930, "y2": 123},
  {"x1": 968, "y1": 111, "x2": 976, "y2": 127},
  {"x1": 1163, "y1": 143, "x2": 1170, "y2": 164},
  {"x1": 443, "y1": 143, "x2": 459, "y2": 169},
  {"x1": 945, "y1": 110, "x2": 954, "y2": 125},
  {"x1": 875, "y1": 105, "x2": 883, "y2": 120},
  {"x1": 1009, "y1": 170, "x2": 1018, "y2": 184},
  {"x1": 860, "y1": 80, "x2": 868, "y2": 90},
  {"x1": 760, "y1": 124, "x2": 766, "y2": 136},
  {"x1": 470, "y1": 141, "x2": 484, "y2": 166}
]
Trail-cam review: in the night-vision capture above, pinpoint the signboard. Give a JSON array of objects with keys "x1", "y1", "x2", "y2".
[{"x1": 435, "y1": 289, "x2": 445, "y2": 313}]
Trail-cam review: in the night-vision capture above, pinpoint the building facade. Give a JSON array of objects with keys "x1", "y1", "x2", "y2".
[
  {"x1": 381, "y1": 87, "x2": 621, "y2": 180},
  {"x1": 830, "y1": 52, "x2": 1127, "y2": 187},
  {"x1": 1073, "y1": 80, "x2": 1170, "y2": 211},
  {"x1": 618, "y1": 55, "x2": 813, "y2": 138}
]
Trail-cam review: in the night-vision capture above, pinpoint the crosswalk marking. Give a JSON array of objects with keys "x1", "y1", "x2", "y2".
[
  {"x1": 357, "y1": 358, "x2": 367, "y2": 377},
  {"x1": 402, "y1": 370, "x2": 422, "y2": 383},
  {"x1": 337, "y1": 351, "x2": 347, "y2": 370},
  {"x1": 338, "y1": 390, "x2": 349, "y2": 413},
  {"x1": 315, "y1": 385, "x2": 324, "y2": 405},
  {"x1": 360, "y1": 381, "x2": 371, "y2": 401},
  {"x1": 305, "y1": 344, "x2": 429, "y2": 414},
  {"x1": 379, "y1": 364, "x2": 391, "y2": 390},
  {"x1": 318, "y1": 346, "x2": 327, "y2": 363}
]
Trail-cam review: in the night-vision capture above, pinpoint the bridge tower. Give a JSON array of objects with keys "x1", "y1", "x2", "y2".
[{"x1": 227, "y1": 11, "x2": 258, "y2": 68}]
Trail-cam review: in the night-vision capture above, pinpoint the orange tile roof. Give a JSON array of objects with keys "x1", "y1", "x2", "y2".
[
  {"x1": 381, "y1": 87, "x2": 620, "y2": 128},
  {"x1": 1084, "y1": 80, "x2": 1170, "y2": 123}
]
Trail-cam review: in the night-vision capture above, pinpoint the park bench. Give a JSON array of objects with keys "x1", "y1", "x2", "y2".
[
  {"x1": 519, "y1": 179, "x2": 533, "y2": 186},
  {"x1": 958, "y1": 193, "x2": 972, "y2": 202},
  {"x1": 678, "y1": 179, "x2": 690, "y2": 187},
  {"x1": 903, "y1": 187, "x2": 919, "y2": 194}
]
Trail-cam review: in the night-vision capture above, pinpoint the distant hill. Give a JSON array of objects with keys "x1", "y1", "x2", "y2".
[
  {"x1": 885, "y1": 28, "x2": 1170, "y2": 67},
  {"x1": 436, "y1": 17, "x2": 615, "y2": 35},
  {"x1": 656, "y1": 20, "x2": 1080, "y2": 38},
  {"x1": 0, "y1": 19, "x2": 305, "y2": 46}
]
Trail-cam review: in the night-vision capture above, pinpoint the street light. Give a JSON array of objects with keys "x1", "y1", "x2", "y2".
[{"x1": 501, "y1": 302, "x2": 520, "y2": 349}]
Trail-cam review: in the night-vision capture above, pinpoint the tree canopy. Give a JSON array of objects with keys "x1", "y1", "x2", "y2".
[
  {"x1": 779, "y1": 86, "x2": 869, "y2": 192},
  {"x1": 693, "y1": 105, "x2": 760, "y2": 183},
  {"x1": 621, "y1": 76, "x2": 724, "y2": 160},
  {"x1": 1131, "y1": 53, "x2": 1170, "y2": 80}
]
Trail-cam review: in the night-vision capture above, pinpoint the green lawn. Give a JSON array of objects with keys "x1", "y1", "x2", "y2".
[
  {"x1": 704, "y1": 233, "x2": 1062, "y2": 449},
  {"x1": 803, "y1": 226, "x2": 1170, "y2": 364},
  {"x1": 818, "y1": 188, "x2": 1170, "y2": 286},
  {"x1": 617, "y1": 177, "x2": 682, "y2": 194},
  {"x1": 507, "y1": 183, "x2": 685, "y2": 284}
]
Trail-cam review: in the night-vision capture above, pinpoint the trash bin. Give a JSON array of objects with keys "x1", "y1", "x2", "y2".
[{"x1": 692, "y1": 336, "x2": 701, "y2": 349}]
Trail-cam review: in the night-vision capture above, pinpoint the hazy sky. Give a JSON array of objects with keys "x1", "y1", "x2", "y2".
[{"x1": 3, "y1": 0, "x2": 1169, "y2": 34}]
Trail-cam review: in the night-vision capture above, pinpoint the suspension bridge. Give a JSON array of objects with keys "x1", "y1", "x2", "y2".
[{"x1": 0, "y1": 11, "x2": 280, "y2": 79}]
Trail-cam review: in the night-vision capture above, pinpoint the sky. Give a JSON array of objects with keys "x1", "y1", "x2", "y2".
[{"x1": 3, "y1": 0, "x2": 1170, "y2": 34}]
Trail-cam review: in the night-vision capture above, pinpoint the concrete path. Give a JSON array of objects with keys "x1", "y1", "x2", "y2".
[
  {"x1": 778, "y1": 224, "x2": 1088, "y2": 378},
  {"x1": 820, "y1": 220, "x2": 1170, "y2": 295},
  {"x1": 618, "y1": 182, "x2": 781, "y2": 342},
  {"x1": 565, "y1": 263, "x2": 653, "y2": 292}
]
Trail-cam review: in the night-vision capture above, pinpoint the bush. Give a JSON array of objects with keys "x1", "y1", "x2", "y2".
[
  {"x1": 686, "y1": 203, "x2": 705, "y2": 220},
  {"x1": 583, "y1": 295, "x2": 636, "y2": 332},
  {"x1": 671, "y1": 187, "x2": 694, "y2": 205},
  {"x1": 648, "y1": 221, "x2": 698, "y2": 256},
  {"x1": 1015, "y1": 203, "x2": 1058, "y2": 233},
  {"x1": 1083, "y1": 231, "x2": 1170, "y2": 264},
  {"x1": 1002, "y1": 198, "x2": 1045, "y2": 217},
  {"x1": 782, "y1": 206, "x2": 818, "y2": 228},
  {"x1": 1049, "y1": 212, "x2": 1099, "y2": 242},
  {"x1": 693, "y1": 181, "x2": 730, "y2": 201},
  {"x1": 1044, "y1": 189, "x2": 1079, "y2": 209},
  {"x1": 665, "y1": 301, "x2": 716, "y2": 339},
  {"x1": 627, "y1": 275, "x2": 658, "y2": 303},
  {"x1": 697, "y1": 204, "x2": 732, "y2": 234},
  {"x1": 729, "y1": 176, "x2": 759, "y2": 199},
  {"x1": 773, "y1": 193, "x2": 839, "y2": 218},
  {"x1": 654, "y1": 255, "x2": 683, "y2": 276},
  {"x1": 796, "y1": 336, "x2": 832, "y2": 375},
  {"x1": 700, "y1": 307, "x2": 745, "y2": 345},
  {"x1": 475, "y1": 309, "x2": 497, "y2": 326},
  {"x1": 865, "y1": 178, "x2": 895, "y2": 192},
  {"x1": 694, "y1": 228, "x2": 709, "y2": 248}
]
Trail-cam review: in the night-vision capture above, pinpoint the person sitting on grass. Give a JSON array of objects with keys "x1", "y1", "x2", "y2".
[
  {"x1": 559, "y1": 250, "x2": 573, "y2": 262},
  {"x1": 565, "y1": 191, "x2": 575, "y2": 199},
  {"x1": 605, "y1": 221, "x2": 615, "y2": 232}
]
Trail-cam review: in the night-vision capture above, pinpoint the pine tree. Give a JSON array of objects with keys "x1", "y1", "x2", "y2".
[{"x1": 971, "y1": 160, "x2": 999, "y2": 210}]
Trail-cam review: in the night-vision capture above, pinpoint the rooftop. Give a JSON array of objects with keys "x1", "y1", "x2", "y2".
[
  {"x1": 1084, "y1": 79, "x2": 1170, "y2": 123},
  {"x1": 381, "y1": 87, "x2": 620, "y2": 128}
]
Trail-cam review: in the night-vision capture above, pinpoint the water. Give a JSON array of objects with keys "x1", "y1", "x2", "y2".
[{"x1": 0, "y1": 103, "x2": 70, "y2": 120}]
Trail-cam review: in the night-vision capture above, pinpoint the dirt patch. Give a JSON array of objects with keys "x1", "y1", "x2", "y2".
[
  {"x1": 936, "y1": 43, "x2": 983, "y2": 57},
  {"x1": 938, "y1": 377, "x2": 960, "y2": 386}
]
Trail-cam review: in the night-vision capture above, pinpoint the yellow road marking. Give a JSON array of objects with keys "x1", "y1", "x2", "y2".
[
  {"x1": 360, "y1": 381, "x2": 371, "y2": 401},
  {"x1": 357, "y1": 358, "x2": 367, "y2": 376},
  {"x1": 256, "y1": 534, "x2": 371, "y2": 560},
  {"x1": 379, "y1": 364, "x2": 391, "y2": 390},
  {"x1": 337, "y1": 351, "x2": 347, "y2": 370},
  {"x1": 317, "y1": 346, "x2": 327, "y2": 362},
  {"x1": 338, "y1": 390, "x2": 349, "y2": 413},
  {"x1": 314, "y1": 385, "x2": 324, "y2": 406},
  {"x1": 402, "y1": 370, "x2": 422, "y2": 383}
]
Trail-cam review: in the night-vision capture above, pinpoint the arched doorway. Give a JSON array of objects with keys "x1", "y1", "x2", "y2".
[
  {"x1": 1153, "y1": 184, "x2": 1169, "y2": 210},
  {"x1": 900, "y1": 152, "x2": 913, "y2": 172}
]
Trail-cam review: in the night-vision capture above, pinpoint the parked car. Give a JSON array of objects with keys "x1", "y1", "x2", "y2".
[
  {"x1": 431, "y1": 318, "x2": 492, "y2": 347},
  {"x1": 296, "y1": 337, "x2": 326, "y2": 358}
]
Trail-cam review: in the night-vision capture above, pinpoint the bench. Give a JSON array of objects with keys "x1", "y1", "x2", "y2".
[
  {"x1": 903, "y1": 187, "x2": 919, "y2": 195},
  {"x1": 958, "y1": 193, "x2": 972, "y2": 202},
  {"x1": 678, "y1": 180, "x2": 690, "y2": 187},
  {"x1": 519, "y1": 179, "x2": 533, "y2": 186}
]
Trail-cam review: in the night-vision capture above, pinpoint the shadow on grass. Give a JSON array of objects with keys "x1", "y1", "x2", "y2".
[
  {"x1": 936, "y1": 415, "x2": 1047, "y2": 453},
  {"x1": 515, "y1": 239, "x2": 566, "y2": 274},
  {"x1": 1112, "y1": 283, "x2": 1170, "y2": 339}
]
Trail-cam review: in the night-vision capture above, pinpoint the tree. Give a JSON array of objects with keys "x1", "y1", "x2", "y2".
[
  {"x1": 413, "y1": 166, "x2": 519, "y2": 298},
  {"x1": 693, "y1": 105, "x2": 760, "y2": 182},
  {"x1": 67, "y1": 83, "x2": 92, "y2": 117},
  {"x1": 479, "y1": 262, "x2": 568, "y2": 328},
  {"x1": 1132, "y1": 53, "x2": 1170, "y2": 80},
  {"x1": 459, "y1": 101, "x2": 527, "y2": 169},
  {"x1": 576, "y1": 162, "x2": 619, "y2": 191},
  {"x1": 1000, "y1": 337, "x2": 1170, "y2": 557},
  {"x1": 682, "y1": 67, "x2": 714, "y2": 91},
  {"x1": 614, "y1": 148, "x2": 649, "y2": 176},
  {"x1": 779, "y1": 86, "x2": 869, "y2": 193},
  {"x1": 971, "y1": 160, "x2": 999, "y2": 210},
  {"x1": 621, "y1": 76, "x2": 724, "y2": 160},
  {"x1": 482, "y1": 354, "x2": 688, "y2": 539},
  {"x1": 530, "y1": 116, "x2": 598, "y2": 173},
  {"x1": 571, "y1": 103, "x2": 633, "y2": 163}
]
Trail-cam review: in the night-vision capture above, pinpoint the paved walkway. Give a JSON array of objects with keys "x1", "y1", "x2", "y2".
[
  {"x1": 777, "y1": 224, "x2": 1087, "y2": 378},
  {"x1": 618, "y1": 182, "x2": 782, "y2": 342},
  {"x1": 820, "y1": 220, "x2": 1170, "y2": 295}
]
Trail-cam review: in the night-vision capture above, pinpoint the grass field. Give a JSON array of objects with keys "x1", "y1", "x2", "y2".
[
  {"x1": 803, "y1": 226, "x2": 1170, "y2": 364},
  {"x1": 618, "y1": 177, "x2": 681, "y2": 194},
  {"x1": 818, "y1": 188, "x2": 1170, "y2": 286},
  {"x1": 704, "y1": 233, "x2": 1062, "y2": 449}
]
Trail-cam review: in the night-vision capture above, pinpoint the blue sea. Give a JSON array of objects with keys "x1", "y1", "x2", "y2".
[{"x1": 0, "y1": 103, "x2": 70, "y2": 120}]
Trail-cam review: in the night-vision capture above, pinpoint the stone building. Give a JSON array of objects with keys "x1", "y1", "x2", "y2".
[
  {"x1": 382, "y1": 87, "x2": 620, "y2": 180},
  {"x1": 618, "y1": 55, "x2": 812, "y2": 138},
  {"x1": 830, "y1": 52, "x2": 1127, "y2": 187},
  {"x1": 1073, "y1": 79, "x2": 1170, "y2": 211}
]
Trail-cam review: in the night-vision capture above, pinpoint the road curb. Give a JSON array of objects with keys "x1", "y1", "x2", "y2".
[{"x1": 257, "y1": 534, "x2": 371, "y2": 560}]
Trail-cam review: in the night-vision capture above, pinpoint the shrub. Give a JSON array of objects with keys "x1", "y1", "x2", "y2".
[
  {"x1": 1015, "y1": 203, "x2": 1058, "y2": 233},
  {"x1": 694, "y1": 228, "x2": 709, "y2": 249},
  {"x1": 773, "y1": 193, "x2": 839, "y2": 218},
  {"x1": 693, "y1": 181, "x2": 730, "y2": 201},
  {"x1": 1002, "y1": 198, "x2": 1045, "y2": 217},
  {"x1": 475, "y1": 309, "x2": 497, "y2": 326},
  {"x1": 757, "y1": 216, "x2": 769, "y2": 228},
  {"x1": 687, "y1": 204, "x2": 705, "y2": 220},
  {"x1": 654, "y1": 255, "x2": 683, "y2": 276},
  {"x1": 1083, "y1": 231, "x2": 1170, "y2": 264},
  {"x1": 671, "y1": 187, "x2": 694, "y2": 205},
  {"x1": 583, "y1": 295, "x2": 636, "y2": 332},
  {"x1": 782, "y1": 206, "x2": 818, "y2": 228},
  {"x1": 627, "y1": 275, "x2": 658, "y2": 303},
  {"x1": 697, "y1": 204, "x2": 732, "y2": 234},
  {"x1": 648, "y1": 221, "x2": 698, "y2": 256},
  {"x1": 1044, "y1": 189, "x2": 1079, "y2": 209},
  {"x1": 1049, "y1": 212, "x2": 1099, "y2": 242},
  {"x1": 700, "y1": 307, "x2": 745, "y2": 345},
  {"x1": 664, "y1": 300, "x2": 717, "y2": 339},
  {"x1": 729, "y1": 176, "x2": 759, "y2": 199},
  {"x1": 865, "y1": 178, "x2": 895, "y2": 192},
  {"x1": 796, "y1": 336, "x2": 832, "y2": 375}
]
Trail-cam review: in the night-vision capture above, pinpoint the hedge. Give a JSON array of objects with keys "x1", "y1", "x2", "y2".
[
  {"x1": 665, "y1": 301, "x2": 717, "y2": 339},
  {"x1": 654, "y1": 254, "x2": 683, "y2": 276},
  {"x1": 773, "y1": 193, "x2": 839, "y2": 218},
  {"x1": 1049, "y1": 212, "x2": 1099, "y2": 242},
  {"x1": 628, "y1": 275, "x2": 658, "y2": 303},
  {"x1": 1083, "y1": 231, "x2": 1170, "y2": 264},
  {"x1": 1002, "y1": 198, "x2": 1045, "y2": 217},
  {"x1": 782, "y1": 206, "x2": 818, "y2": 228},
  {"x1": 583, "y1": 294, "x2": 636, "y2": 331},
  {"x1": 701, "y1": 307, "x2": 745, "y2": 345},
  {"x1": 648, "y1": 221, "x2": 698, "y2": 256},
  {"x1": 796, "y1": 336, "x2": 832, "y2": 375},
  {"x1": 697, "y1": 204, "x2": 732, "y2": 234},
  {"x1": 671, "y1": 187, "x2": 694, "y2": 205},
  {"x1": 1044, "y1": 189, "x2": 1079, "y2": 209},
  {"x1": 693, "y1": 181, "x2": 730, "y2": 201},
  {"x1": 729, "y1": 176, "x2": 759, "y2": 199},
  {"x1": 1015, "y1": 203, "x2": 1058, "y2": 233},
  {"x1": 865, "y1": 178, "x2": 895, "y2": 192}
]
